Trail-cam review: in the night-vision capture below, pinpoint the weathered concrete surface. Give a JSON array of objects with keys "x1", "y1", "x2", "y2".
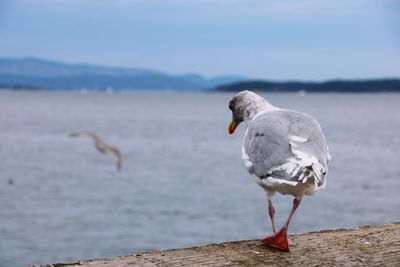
[{"x1": 35, "y1": 222, "x2": 400, "y2": 267}]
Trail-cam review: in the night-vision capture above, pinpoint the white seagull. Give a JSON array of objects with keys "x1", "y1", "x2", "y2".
[
  {"x1": 228, "y1": 90, "x2": 330, "y2": 251},
  {"x1": 70, "y1": 131, "x2": 122, "y2": 171}
]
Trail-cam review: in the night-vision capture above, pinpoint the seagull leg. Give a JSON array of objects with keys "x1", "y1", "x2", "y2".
[
  {"x1": 268, "y1": 199, "x2": 276, "y2": 233},
  {"x1": 261, "y1": 198, "x2": 302, "y2": 251}
]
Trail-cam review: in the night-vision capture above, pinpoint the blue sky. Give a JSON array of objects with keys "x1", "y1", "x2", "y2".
[{"x1": 0, "y1": 0, "x2": 399, "y2": 80}]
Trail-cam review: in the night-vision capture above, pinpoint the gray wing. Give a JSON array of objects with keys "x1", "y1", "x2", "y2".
[
  {"x1": 70, "y1": 131, "x2": 101, "y2": 142},
  {"x1": 70, "y1": 131, "x2": 107, "y2": 153},
  {"x1": 107, "y1": 145, "x2": 122, "y2": 171},
  {"x1": 243, "y1": 109, "x2": 329, "y2": 187}
]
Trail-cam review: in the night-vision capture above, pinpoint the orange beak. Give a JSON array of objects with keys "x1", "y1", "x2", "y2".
[{"x1": 228, "y1": 120, "x2": 238, "y2": 134}]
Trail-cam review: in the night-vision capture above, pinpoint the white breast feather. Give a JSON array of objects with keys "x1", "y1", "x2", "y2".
[
  {"x1": 242, "y1": 145, "x2": 253, "y2": 169},
  {"x1": 242, "y1": 128, "x2": 253, "y2": 170}
]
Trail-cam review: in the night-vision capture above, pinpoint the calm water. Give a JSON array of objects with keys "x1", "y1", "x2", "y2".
[{"x1": 0, "y1": 90, "x2": 399, "y2": 267}]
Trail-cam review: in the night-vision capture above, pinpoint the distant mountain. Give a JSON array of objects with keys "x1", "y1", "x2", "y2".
[
  {"x1": 176, "y1": 73, "x2": 245, "y2": 88},
  {"x1": 215, "y1": 79, "x2": 400, "y2": 92},
  {"x1": 0, "y1": 57, "x2": 243, "y2": 90}
]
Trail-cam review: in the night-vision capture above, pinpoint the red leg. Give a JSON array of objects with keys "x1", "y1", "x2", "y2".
[
  {"x1": 268, "y1": 199, "x2": 276, "y2": 233},
  {"x1": 261, "y1": 198, "x2": 302, "y2": 251}
]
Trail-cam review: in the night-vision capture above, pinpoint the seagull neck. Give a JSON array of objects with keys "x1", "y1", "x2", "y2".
[{"x1": 244, "y1": 101, "x2": 276, "y2": 123}]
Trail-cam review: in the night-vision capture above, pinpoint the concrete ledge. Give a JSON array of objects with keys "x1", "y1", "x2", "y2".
[{"x1": 34, "y1": 222, "x2": 400, "y2": 267}]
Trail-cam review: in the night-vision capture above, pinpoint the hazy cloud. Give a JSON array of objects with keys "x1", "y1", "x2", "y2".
[{"x1": 1, "y1": 0, "x2": 399, "y2": 79}]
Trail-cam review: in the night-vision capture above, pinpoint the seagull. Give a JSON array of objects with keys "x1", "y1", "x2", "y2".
[
  {"x1": 70, "y1": 131, "x2": 122, "y2": 171},
  {"x1": 228, "y1": 90, "x2": 330, "y2": 251}
]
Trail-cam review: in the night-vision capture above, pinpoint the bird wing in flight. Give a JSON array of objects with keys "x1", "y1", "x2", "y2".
[{"x1": 108, "y1": 145, "x2": 122, "y2": 171}]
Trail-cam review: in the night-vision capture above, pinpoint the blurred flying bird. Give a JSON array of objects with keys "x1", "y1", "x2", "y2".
[
  {"x1": 228, "y1": 90, "x2": 330, "y2": 251},
  {"x1": 70, "y1": 131, "x2": 122, "y2": 171}
]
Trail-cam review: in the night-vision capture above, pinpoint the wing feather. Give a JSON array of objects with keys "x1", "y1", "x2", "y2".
[
  {"x1": 243, "y1": 109, "x2": 329, "y2": 188},
  {"x1": 108, "y1": 146, "x2": 122, "y2": 171}
]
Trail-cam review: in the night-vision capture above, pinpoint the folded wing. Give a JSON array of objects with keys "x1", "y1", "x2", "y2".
[{"x1": 243, "y1": 110, "x2": 329, "y2": 189}]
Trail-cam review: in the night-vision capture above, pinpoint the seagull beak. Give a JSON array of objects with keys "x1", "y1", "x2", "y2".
[{"x1": 228, "y1": 119, "x2": 238, "y2": 134}]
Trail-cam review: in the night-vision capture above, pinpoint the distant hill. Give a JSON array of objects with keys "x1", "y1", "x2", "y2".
[
  {"x1": 215, "y1": 79, "x2": 400, "y2": 92},
  {"x1": 176, "y1": 73, "x2": 245, "y2": 88},
  {"x1": 0, "y1": 57, "x2": 243, "y2": 90},
  {"x1": 2, "y1": 58, "x2": 398, "y2": 92}
]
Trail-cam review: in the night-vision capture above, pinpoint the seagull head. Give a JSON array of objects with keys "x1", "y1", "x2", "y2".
[{"x1": 228, "y1": 90, "x2": 273, "y2": 134}]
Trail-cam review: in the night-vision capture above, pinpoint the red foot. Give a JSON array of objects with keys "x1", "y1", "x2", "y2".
[{"x1": 261, "y1": 227, "x2": 290, "y2": 251}]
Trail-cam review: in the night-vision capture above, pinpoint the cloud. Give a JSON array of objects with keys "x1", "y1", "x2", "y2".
[
  {"x1": 6, "y1": 0, "x2": 387, "y2": 30},
  {"x1": 2, "y1": 0, "x2": 399, "y2": 79},
  {"x1": 0, "y1": 1, "x2": 11, "y2": 26},
  {"x1": 10, "y1": 0, "x2": 368, "y2": 16}
]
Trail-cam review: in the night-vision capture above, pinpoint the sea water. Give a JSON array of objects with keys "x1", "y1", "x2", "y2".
[{"x1": 0, "y1": 90, "x2": 399, "y2": 267}]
